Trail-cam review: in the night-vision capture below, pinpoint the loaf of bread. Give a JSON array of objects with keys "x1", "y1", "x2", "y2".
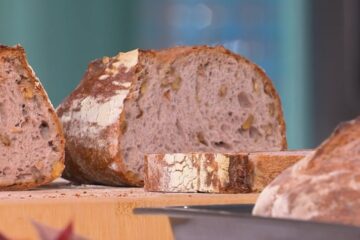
[
  {"x1": 144, "y1": 150, "x2": 311, "y2": 193},
  {"x1": 253, "y1": 117, "x2": 360, "y2": 226},
  {"x1": 0, "y1": 45, "x2": 65, "y2": 190},
  {"x1": 57, "y1": 46, "x2": 287, "y2": 186}
]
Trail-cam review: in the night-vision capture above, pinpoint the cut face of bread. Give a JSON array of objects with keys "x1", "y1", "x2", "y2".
[
  {"x1": 0, "y1": 45, "x2": 65, "y2": 190},
  {"x1": 144, "y1": 150, "x2": 311, "y2": 193},
  {"x1": 253, "y1": 117, "x2": 360, "y2": 227},
  {"x1": 57, "y1": 46, "x2": 287, "y2": 186}
]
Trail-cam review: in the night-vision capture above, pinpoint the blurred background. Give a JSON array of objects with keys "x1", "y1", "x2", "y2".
[{"x1": 0, "y1": 0, "x2": 359, "y2": 149}]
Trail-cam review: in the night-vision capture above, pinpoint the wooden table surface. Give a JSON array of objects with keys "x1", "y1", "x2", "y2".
[{"x1": 0, "y1": 179, "x2": 258, "y2": 240}]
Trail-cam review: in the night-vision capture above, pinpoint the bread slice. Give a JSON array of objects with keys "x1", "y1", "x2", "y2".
[
  {"x1": 144, "y1": 150, "x2": 312, "y2": 193},
  {"x1": 57, "y1": 46, "x2": 287, "y2": 186},
  {"x1": 253, "y1": 117, "x2": 360, "y2": 227},
  {"x1": 0, "y1": 45, "x2": 65, "y2": 190}
]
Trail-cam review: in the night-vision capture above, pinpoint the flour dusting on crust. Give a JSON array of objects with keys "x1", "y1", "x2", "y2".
[
  {"x1": 61, "y1": 90, "x2": 128, "y2": 133},
  {"x1": 165, "y1": 154, "x2": 198, "y2": 192}
]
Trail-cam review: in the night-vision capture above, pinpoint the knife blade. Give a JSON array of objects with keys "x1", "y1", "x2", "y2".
[{"x1": 134, "y1": 204, "x2": 360, "y2": 240}]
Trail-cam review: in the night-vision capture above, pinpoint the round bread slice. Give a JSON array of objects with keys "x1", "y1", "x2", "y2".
[
  {"x1": 0, "y1": 45, "x2": 65, "y2": 190},
  {"x1": 253, "y1": 117, "x2": 360, "y2": 227},
  {"x1": 57, "y1": 46, "x2": 287, "y2": 186}
]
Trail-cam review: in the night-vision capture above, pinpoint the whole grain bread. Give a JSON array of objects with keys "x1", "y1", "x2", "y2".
[
  {"x1": 144, "y1": 150, "x2": 311, "y2": 193},
  {"x1": 253, "y1": 117, "x2": 360, "y2": 227},
  {"x1": 57, "y1": 46, "x2": 287, "y2": 186},
  {"x1": 0, "y1": 45, "x2": 65, "y2": 190}
]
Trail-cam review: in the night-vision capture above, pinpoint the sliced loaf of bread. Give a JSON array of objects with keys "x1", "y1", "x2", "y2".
[
  {"x1": 57, "y1": 46, "x2": 287, "y2": 186},
  {"x1": 0, "y1": 45, "x2": 65, "y2": 190},
  {"x1": 253, "y1": 117, "x2": 360, "y2": 226},
  {"x1": 144, "y1": 150, "x2": 312, "y2": 193}
]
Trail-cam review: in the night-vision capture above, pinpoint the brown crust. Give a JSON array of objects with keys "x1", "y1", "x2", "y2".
[
  {"x1": 58, "y1": 45, "x2": 287, "y2": 187},
  {"x1": 197, "y1": 153, "x2": 249, "y2": 193},
  {"x1": 143, "y1": 154, "x2": 166, "y2": 192},
  {"x1": 224, "y1": 153, "x2": 250, "y2": 193},
  {"x1": 57, "y1": 53, "x2": 140, "y2": 186},
  {"x1": 0, "y1": 45, "x2": 65, "y2": 191},
  {"x1": 303, "y1": 116, "x2": 360, "y2": 174}
]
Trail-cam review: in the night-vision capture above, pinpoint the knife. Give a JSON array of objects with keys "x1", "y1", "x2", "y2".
[{"x1": 134, "y1": 204, "x2": 360, "y2": 240}]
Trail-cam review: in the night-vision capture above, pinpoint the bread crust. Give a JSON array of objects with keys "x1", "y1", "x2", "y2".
[
  {"x1": 0, "y1": 45, "x2": 65, "y2": 190},
  {"x1": 57, "y1": 53, "x2": 140, "y2": 185},
  {"x1": 57, "y1": 45, "x2": 287, "y2": 186},
  {"x1": 144, "y1": 152, "x2": 250, "y2": 193}
]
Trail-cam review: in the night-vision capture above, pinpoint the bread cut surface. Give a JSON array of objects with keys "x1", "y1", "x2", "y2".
[
  {"x1": 0, "y1": 45, "x2": 65, "y2": 190},
  {"x1": 57, "y1": 46, "x2": 287, "y2": 186},
  {"x1": 144, "y1": 150, "x2": 310, "y2": 193},
  {"x1": 253, "y1": 117, "x2": 360, "y2": 227}
]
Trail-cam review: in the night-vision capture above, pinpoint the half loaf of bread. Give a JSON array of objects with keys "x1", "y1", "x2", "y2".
[{"x1": 57, "y1": 46, "x2": 287, "y2": 186}]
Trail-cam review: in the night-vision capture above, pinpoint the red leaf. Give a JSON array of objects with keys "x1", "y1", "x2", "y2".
[
  {"x1": 56, "y1": 222, "x2": 73, "y2": 240},
  {"x1": 32, "y1": 220, "x2": 87, "y2": 240},
  {"x1": 0, "y1": 233, "x2": 9, "y2": 240}
]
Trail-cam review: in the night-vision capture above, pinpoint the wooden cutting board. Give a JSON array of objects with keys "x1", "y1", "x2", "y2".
[{"x1": 0, "y1": 179, "x2": 258, "y2": 240}]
